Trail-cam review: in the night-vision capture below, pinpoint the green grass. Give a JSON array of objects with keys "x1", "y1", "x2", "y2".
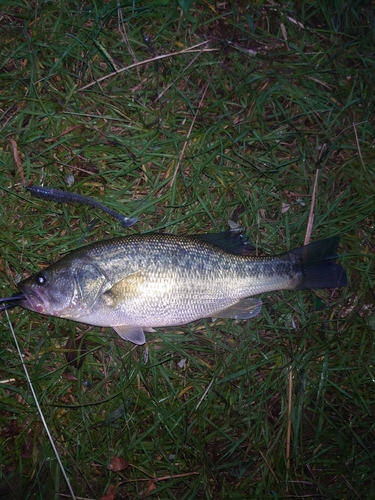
[{"x1": 1, "y1": 1, "x2": 374, "y2": 498}]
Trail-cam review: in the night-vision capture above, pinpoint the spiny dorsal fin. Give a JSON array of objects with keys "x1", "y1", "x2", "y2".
[{"x1": 191, "y1": 231, "x2": 255, "y2": 255}]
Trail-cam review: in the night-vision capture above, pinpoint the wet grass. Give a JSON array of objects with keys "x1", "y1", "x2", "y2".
[{"x1": 1, "y1": 1, "x2": 375, "y2": 499}]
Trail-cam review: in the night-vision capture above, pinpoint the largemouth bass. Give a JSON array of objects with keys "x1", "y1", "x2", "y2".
[{"x1": 1, "y1": 233, "x2": 347, "y2": 345}]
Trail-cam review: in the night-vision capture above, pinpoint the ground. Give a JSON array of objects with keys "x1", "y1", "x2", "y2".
[{"x1": 0, "y1": 1, "x2": 374, "y2": 499}]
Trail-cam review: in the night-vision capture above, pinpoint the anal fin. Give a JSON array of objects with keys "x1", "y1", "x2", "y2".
[{"x1": 211, "y1": 297, "x2": 262, "y2": 320}]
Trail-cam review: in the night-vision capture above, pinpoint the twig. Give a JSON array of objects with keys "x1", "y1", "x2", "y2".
[
  {"x1": 0, "y1": 378, "x2": 16, "y2": 383},
  {"x1": 78, "y1": 41, "x2": 215, "y2": 91},
  {"x1": 117, "y1": 0, "x2": 139, "y2": 76},
  {"x1": 304, "y1": 168, "x2": 319, "y2": 246},
  {"x1": 259, "y1": 450, "x2": 279, "y2": 483},
  {"x1": 194, "y1": 377, "x2": 214, "y2": 411},
  {"x1": 155, "y1": 50, "x2": 204, "y2": 102},
  {"x1": 58, "y1": 495, "x2": 92, "y2": 500},
  {"x1": 44, "y1": 125, "x2": 85, "y2": 143},
  {"x1": 169, "y1": 81, "x2": 210, "y2": 187},
  {"x1": 353, "y1": 120, "x2": 367, "y2": 174},
  {"x1": 119, "y1": 471, "x2": 200, "y2": 484},
  {"x1": 5, "y1": 310, "x2": 77, "y2": 500},
  {"x1": 286, "y1": 367, "x2": 293, "y2": 475},
  {"x1": 287, "y1": 166, "x2": 319, "y2": 477},
  {"x1": 9, "y1": 138, "x2": 25, "y2": 186}
]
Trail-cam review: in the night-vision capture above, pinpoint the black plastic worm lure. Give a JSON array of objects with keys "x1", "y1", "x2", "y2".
[
  {"x1": 0, "y1": 294, "x2": 25, "y2": 311},
  {"x1": 28, "y1": 186, "x2": 137, "y2": 228}
]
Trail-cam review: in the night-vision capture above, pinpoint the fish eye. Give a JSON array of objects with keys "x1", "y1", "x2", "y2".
[{"x1": 35, "y1": 272, "x2": 48, "y2": 286}]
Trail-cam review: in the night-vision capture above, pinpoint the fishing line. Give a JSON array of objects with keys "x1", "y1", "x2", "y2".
[{"x1": 5, "y1": 310, "x2": 77, "y2": 500}]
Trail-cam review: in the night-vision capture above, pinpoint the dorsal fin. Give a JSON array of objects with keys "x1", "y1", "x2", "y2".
[{"x1": 191, "y1": 231, "x2": 255, "y2": 255}]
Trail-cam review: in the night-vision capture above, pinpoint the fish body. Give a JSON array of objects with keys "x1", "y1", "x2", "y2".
[{"x1": 14, "y1": 233, "x2": 347, "y2": 344}]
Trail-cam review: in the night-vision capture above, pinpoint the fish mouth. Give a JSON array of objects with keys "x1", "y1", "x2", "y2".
[{"x1": 17, "y1": 286, "x2": 48, "y2": 314}]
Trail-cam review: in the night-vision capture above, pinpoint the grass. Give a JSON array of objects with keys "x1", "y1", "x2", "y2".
[{"x1": 1, "y1": 0, "x2": 374, "y2": 498}]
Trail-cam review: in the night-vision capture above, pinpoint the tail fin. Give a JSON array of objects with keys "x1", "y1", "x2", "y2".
[{"x1": 289, "y1": 237, "x2": 348, "y2": 290}]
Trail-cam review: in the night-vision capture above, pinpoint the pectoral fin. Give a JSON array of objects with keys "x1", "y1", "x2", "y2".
[
  {"x1": 103, "y1": 271, "x2": 146, "y2": 307},
  {"x1": 113, "y1": 325, "x2": 146, "y2": 345},
  {"x1": 211, "y1": 298, "x2": 262, "y2": 320}
]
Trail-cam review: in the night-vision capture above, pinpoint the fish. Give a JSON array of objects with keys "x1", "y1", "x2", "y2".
[{"x1": 0, "y1": 233, "x2": 347, "y2": 345}]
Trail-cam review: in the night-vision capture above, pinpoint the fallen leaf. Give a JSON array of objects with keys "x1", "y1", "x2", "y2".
[
  {"x1": 9, "y1": 138, "x2": 25, "y2": 184},
  {"x1": 281, "y1": 202, "x2": 291, "y2": 214},
  {"x1": 141, "y1": 480, "x2": 156, "y2": 498},
  {"x1": 62, "y1": 373, "x2": 78, "y2": 381},
  {"x1": 99, "y1": 484, "x2": 117, "y2": 500},
  {"x1": 108, "y1": 456, "x2": 130, "y2": 472},
  {"x1": 65, "y1": 335, "x2": 87, "y2": 368}
]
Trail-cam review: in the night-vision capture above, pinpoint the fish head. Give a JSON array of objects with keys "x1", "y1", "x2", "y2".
[{"x1": 18, "y1": 257, "x2": 107, "y2": 320}]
